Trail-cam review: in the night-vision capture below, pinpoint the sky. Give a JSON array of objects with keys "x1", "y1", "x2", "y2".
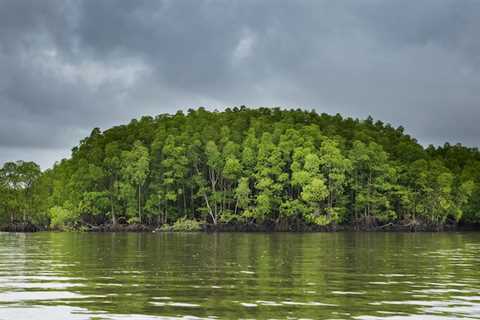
[{"x1": 1, "y1": 0, "x2": 480, "y2": 169}]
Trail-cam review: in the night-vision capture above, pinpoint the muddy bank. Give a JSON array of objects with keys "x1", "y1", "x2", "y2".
[
  {"x1": 0, "y1": 222, "x2": 42, "y2": 232},
  {"x1": 2, "y1": 221, "x2": 479, "y2": 233},
  {"x1": 82, "y1": 220, "x2": 480, "y2": 233}
]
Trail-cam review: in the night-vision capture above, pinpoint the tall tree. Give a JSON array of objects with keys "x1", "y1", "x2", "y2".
[
  {"x1": 349, "y1": 141, "x2": 397, "y2": 225},
  {"x1": 121, "y1": 141, "x2": 150, "y2": 223},
  {"x1": 319, "y1": 138, "x2": 351, "y2": 221}
]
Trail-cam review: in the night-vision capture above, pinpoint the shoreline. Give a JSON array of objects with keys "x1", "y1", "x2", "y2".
[{"x1": 1, "y1": 222, "x2": 479, "y2": 233}]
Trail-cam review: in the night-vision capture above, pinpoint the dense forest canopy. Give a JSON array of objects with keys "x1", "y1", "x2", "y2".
[{"x1": 1, "y1": 107, "x2": 479, "y2": 230}]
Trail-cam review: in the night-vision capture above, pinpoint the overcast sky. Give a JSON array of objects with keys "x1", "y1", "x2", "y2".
[{"x1": 1, "y1": 0, "x2": 479, "y2": 169}]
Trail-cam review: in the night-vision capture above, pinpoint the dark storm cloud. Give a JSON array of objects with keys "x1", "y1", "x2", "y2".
[{"x1": 1, "y1": 0, "x2": 480, "y2": 168}]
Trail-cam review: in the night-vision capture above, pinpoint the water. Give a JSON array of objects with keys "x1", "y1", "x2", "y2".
[{"x1": 0, "y1": 232, "x2": 479, "y2": 319}]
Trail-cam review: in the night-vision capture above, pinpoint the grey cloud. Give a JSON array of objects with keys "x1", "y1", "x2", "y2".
[{"x1": 0, "y1": 0, "x2": 479, "y2": 168}]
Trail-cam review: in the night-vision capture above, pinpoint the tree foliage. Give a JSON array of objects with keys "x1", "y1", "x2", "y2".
[{"x1": 1, "y1": 107, "x2": 479, "y2": 229}]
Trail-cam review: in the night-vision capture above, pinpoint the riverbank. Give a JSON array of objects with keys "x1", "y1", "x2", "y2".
[
  {"x1": 1, "y1": 221, "x2": 479, "y2": 233},
  {"x1": 0, "y1": 222, "x2": 41, "y2": 232}
]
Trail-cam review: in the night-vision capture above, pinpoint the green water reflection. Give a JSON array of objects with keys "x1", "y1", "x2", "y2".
[{"x1": 0, "y1": 232, "x2": 479, "y2": 319}]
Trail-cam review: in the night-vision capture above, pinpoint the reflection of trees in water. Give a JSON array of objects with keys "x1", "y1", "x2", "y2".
[{"x1": 0, "y1": 232, "x2": 479, "y2": 319}]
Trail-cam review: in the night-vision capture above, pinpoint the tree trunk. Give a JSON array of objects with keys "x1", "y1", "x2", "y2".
[
  {"x1": 182, "y1": 185, "x2": 187, "y2": 216},
  {"x1": 111, "y1": 198, "x2": 117, "y2": 226},
  {"x1": 203, "y1": 192, "x2": 217, "y2": 225},
  {"x1": 138, "y1": 184, "x2": 142, "y2": 223}
]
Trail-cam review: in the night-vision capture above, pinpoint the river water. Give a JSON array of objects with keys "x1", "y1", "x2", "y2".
[{"x1": 0, "y1": 232, "x2": 479, "y2": 319}]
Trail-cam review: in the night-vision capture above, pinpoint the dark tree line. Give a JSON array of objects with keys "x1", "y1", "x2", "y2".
[{"x1": 1, "y1": 107, "x2": 479, "y2": 230}]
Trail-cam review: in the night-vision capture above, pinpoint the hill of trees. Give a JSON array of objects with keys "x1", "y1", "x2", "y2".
[{"x1": 1, "y1": 107, "x2": 480, "y2": 231}]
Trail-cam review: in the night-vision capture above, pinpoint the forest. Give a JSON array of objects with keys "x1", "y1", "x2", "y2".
[{"x1": 1, "y1": 107, "x2": 480, "y2": 231}]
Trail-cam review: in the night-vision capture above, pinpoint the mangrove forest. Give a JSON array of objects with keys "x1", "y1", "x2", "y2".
[{"x1": 1, "y1": 107, "x2": 480, "y2": 231}]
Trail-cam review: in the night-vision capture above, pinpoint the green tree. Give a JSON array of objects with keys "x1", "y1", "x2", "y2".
[
  {"x1": 349, "y1": 141, "x2": 397, "y2": 225},
  {"x1": 291, "y1": 148, "x2": 330, "y2": 225},
  {"x1": 104, "y1": 142, "x2": 122, "y2": 225},
  {"x1": 319, "y1": 139, "x2": 351, "y2": 221},
  {"x1": 121, "y1": 141, "x2": 150, "y2": 223}
]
